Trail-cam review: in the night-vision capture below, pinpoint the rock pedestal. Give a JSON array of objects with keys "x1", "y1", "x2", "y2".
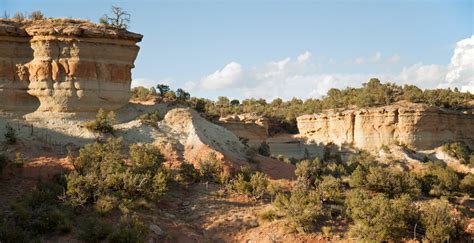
[{"x1": 0, "y1": 19, "x2": 142, "y2": 112}]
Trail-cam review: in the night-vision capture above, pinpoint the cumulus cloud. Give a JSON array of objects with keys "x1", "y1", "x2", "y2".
[
  {"x1": 297, "y1": 51, "x2": 312, "y2": 63},
  {"x1": 200, "y1": 62, "x2": 244, "y2": 90},
  {"x1": 388, "y1": 54, "x2": 401, "y2": 63},
  {"x1": 443, "y1": 35, "x2": 474, "y2": 92},
  {"x1": 189, "y1": 36, "x2": 473, "y2": 100}
]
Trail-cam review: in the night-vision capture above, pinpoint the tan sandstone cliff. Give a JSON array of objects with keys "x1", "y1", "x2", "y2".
[
  {"x1": 297, "y1": 101, "x2": 474, "y2": 151},
  {"x1": 0, "y1": 18, "x2": 142, "y2": 112}
]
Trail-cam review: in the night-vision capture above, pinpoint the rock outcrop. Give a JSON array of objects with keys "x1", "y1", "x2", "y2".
[
  {"x1": 0, "y1": 19, "x2": 142, "y2": 112},
  {"x1": 217, "y1": 114, "x2": 269, "y2": 146},
  {"x1": 297, "y1": 102, "x2": 474, "y2": 150}
]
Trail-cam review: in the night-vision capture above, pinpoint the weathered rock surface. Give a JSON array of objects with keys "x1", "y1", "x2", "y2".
[
  {"x1": 297, "y1": 102, "x2": 474, "y2": 150},
  {"x1": 0, "y1": 19, "x2": 142, "y2": 112},
  {"x1": 217, "y1": 114, "x2": 269, "y2": 145}
]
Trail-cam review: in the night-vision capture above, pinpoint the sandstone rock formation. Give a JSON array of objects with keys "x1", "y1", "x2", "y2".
[
  {"x1": 217, "y1": 114, "x2": 269, "y2": 146},
  {"x1": 297, "y1": 101, "x2": 474, "y2": 151},
  {"x1": 0, "y1": 19, "x2": 142, "y2": 112}
]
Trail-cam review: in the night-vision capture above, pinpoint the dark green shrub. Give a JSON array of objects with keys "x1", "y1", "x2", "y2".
[
  {"x1": 0, "y1": 153, "x2": 7, "y2": 174},
  {"x1": 415, "y1": 162, "x2": 460, "y2": 196},
  {"x1": 139, "y1": 111, "x2": 163, "y2": 127},
  {"x1": 459, "y1": 173, "x2": 474, "y2": 195},
  {"x1": 295, "y1": 158, "x2": 323, "y2": 190},
  {"x1": 78, "y1": 217, "x2": 112, "y2": 243},
  {"x1": 420, "y1": 200, "x2": 458, "y2": 242},
  {"x1": 345, "y1": 189, "x2": 417, "y2": 241},
  {"x1": 107, "y1": 216, "x2": 148, "y2": 243},
  {"x1": 442, "y1": 142, "x2": 471, "y2": 163},
  {"x1": 198, "y1": 152, "x2": 223, "y2": 183},
  {"x1": 349, "y1": 165, "x2": 421, "y2": 197},
  {"x1": 129, "y1": 144, "x2": 165, "y2": 173},
  {"x1": 84, "y1": 109, "x2": 115, "y2": 134},
  {"x1": 0, "y1": 180, "x2": 73, "y2": 241},
  {"x1": 67, "y1": 138, "x2": 169, "y2": 209},
  {"x1": 230, "y1": 170, "x2": 269, "y2": 199},
  {"x1": 274, "y1": 189, "x2": 323, "y2": 233},
  {"x1": 178, "y1": 162, "x2": 200, "y2": 182},
  {"x1": 131, "y1": 86, "x2": 153, "y2": 101},
  {"x1": 316, "y1": 175, "x2": 345, "y2": 203},
  {"x1": 4, "y1": 123, "x2": 16, "y2": 145},
  {"x1": 257, "y1": 141, "x2": 271, "y2": 157}
]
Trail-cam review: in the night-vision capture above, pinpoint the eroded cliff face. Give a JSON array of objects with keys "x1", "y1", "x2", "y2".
[
  {"x1": 297, "y1": 102, "x2": 474, "y2": 150},
  {"x1": 0, "y1": 19, "x2": 142, "y2": 112}
]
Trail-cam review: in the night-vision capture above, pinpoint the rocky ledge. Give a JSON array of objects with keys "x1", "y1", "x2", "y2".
[
  {"x1": 0, "y1": 19, "x2": 142, "y2": 112},
  {"x1": 297, "y1": 101, "x2": 474, "y2": 150}
]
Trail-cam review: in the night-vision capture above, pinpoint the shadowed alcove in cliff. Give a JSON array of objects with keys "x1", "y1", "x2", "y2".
[{"x1": 0, "y1": 22, "x2": 40, "y2": 113}]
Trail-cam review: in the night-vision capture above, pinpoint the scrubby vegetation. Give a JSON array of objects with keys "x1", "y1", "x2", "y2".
[
  {"x1": 263, "y1": 151, "x2": 471, "y2": 240},
  {"x1": 0, "y1": 138, "x2": 171, "y2": 242},
  {"x1": 135, "y1": 79, "x2": 473, "y2": 134},
  {"x1": 84, "y1": 109, "x2": 116, "y2": 134},
  {"x1": 4, "y1": 123, "x2": 16, "y2": 145}
]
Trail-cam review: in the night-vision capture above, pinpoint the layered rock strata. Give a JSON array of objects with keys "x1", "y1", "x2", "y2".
[
  {"x1": 0, "y1": 19, "x2": 142, "y2": 112},
  {"x1": 297, "y1": 102, "x2": 474, "y2": 150}
]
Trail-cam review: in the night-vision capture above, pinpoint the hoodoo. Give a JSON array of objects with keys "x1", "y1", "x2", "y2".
[{"x1": 0, "y1": 19, "x2": 142, "y2": 112}]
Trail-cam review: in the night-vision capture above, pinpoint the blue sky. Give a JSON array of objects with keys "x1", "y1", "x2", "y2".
[{"x1": 2, "y1": 0, "x2": 473, "y2": 100}]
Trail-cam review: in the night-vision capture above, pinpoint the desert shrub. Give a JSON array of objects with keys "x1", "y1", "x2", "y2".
[
  {"x1": 459, "y1": 173, "x2": 474, "y2": 195},
  {"x1": 178, "y1": 162, "x2": 200, "y2": 182},
  {"x1": 258, "y1": 208, "x2": 278, "y2": 223},
  {"x1": 0, "y1": 153, "x2": 7, "y2": 174},
  {"x1": 442, "y1": 142, "x2": 471, "y2": 163},
  {"x1": 0, "y1": 180, "x2": 73, "y2": 242},
  {"x1": 345, "y1": 189, "x2": 417, "y2": 241},
  {"x1": 198, "y1": 152, "x2": 223, "y2": 183},
  {"x1": 85, "y1": 109, "x2": 115, "y2": 134},
  {"x1": 295, "y1": 158, "x2": 323, "y2": 190},
  {"x1": 139, "y1": 111, "x2": 163, "y2": 127},
  {"x1": 470, "y1": 153, "x2": 474, "y2": 167},
  {"x1": 316, "y1": 175, "x2": 345, "y2": 203},
  {"x1": 274, "y1": 189, "x2": 323, "y2": 233},
  {"x1": 107, "y1": 216, "x2": 148, "y2": 243},
  {"x1": 29, "y1": 10, "x2": 44, "y2": 20},
  {"x1": 129, "y1": 144, "x2": 165, "y2": 173},
  {"x1": 257, "y1": 141, "x2": 271, "y2": 157},
  {"x1": 13, "y1": 12, "x2": 25, "y2": 21},
  {"x1": 67, "y1": 138, "x2": 169, "y2": 208},
  {"x1": 415, "y1": 162, "x2": 460, "y2": 196},
  {"x1": 4, "y1": 123, "x2": 16, "y2": 145},
  {"x1": 420, "y1": 200, "x2": 458, "y2": 242},
  {"x1": 14, "y1": 152, "x2": 25, "y2": 168},
  {"x1": 131, "y1": 86, "x2": 153, "y2": 101},
  {"x1": 77, "y1": 217, "x2": 112, "y2": 243},
  {"x1": 229, "y1": 169, "x2": 269, "y2": 199},
  {"x1": 349, "y1": 165, "x2": 421, "y2": 197},
  {"x1": 94, "y1": 195, "x2": 118, "y2": 216}
]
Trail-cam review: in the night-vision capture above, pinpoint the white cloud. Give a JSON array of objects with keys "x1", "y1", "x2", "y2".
[
  {"x1": 355, "y1": 57, "x2": 364, "y2": 64},
  {"x1": 397, "y1": 63, "x2": 447, "y2": 86},
  {"x1": 189, "y1": 38, "x2": 474, "y2": 100},
  {"x1": 297, "y1": 51, "x2": 312, "y2": 63},
  {"x1": 388, "y1": 54, "x2": 401, "y2": 63},
  {"x1": 200, "y1": 62, "x2": 244, "y2": 90},
  {"x1": 443, "y1": 35, "x2": 474, "y2": 92},
  {"x1": 370, "y1": 51, "x2": 382, "y2": 62}
]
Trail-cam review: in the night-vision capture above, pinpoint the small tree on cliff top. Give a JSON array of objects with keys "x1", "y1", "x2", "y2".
[{"x1": 100, "y1": 6, "x2": 130, "y2": 29}]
